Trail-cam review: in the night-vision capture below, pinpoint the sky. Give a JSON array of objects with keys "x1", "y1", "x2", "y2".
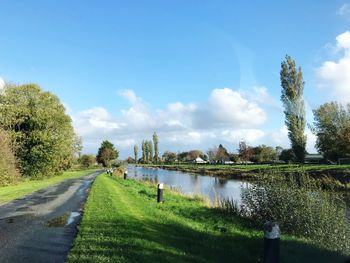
[{"x1": 1, "y1": 1, "x2": 350, "y2": 158}]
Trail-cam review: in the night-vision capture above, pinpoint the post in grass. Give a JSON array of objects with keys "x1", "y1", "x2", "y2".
[
  {"x1": 123, "y1": 170, "x2": 128, "y2": 180},
  {"x1": 157, "y1": 183, "x2": 164, "y2": 203},
  {"x1": 263, "y1": 221, "x2": 280, "y2": 263}
]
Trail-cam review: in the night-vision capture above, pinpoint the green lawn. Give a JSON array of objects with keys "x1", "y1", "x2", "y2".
[
  {"x1": 68, "y1": 173, "x2": 347, "y2": 263},
  {"x1": 0, "y1": 169, "x2": 98, "y2": 205}
]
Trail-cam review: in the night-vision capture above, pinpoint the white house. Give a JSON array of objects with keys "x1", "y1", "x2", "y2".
[{"x1": 193, "y1": 157, "x2": 207, "y2": 164}]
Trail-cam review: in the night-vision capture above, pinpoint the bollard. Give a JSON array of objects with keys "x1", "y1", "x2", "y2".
[
  {"x1": 157, "y1": 183, "x2": 164, "y2": 203},
  {"x1": 123, "y1": 170, "x2": 128, "y2": 180},
  {"x1": 263, "y1": 222, "x2": 280, "y2": 263}
]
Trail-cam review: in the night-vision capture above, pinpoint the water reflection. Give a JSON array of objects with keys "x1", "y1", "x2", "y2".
[{"x1": 127, "y1": 166, "x2": 247, "y2": 203}]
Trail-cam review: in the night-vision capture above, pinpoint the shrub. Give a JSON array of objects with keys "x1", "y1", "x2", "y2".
[
  {"x1": 222, "y1": 172, "x2": 350, "y2": 254},
  {"x1": 0, "y1": 128, "x2": 21, "y2": 186}
]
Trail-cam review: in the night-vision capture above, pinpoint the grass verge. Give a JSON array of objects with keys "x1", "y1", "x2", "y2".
[
  {"x1": 68, "y1": 173, "x2": 347, "y2": 263},
  {"x1": 0, "y1": 168, "x2": 99, "y2": 205}
]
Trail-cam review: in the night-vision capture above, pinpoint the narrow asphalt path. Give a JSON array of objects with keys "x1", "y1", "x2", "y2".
[{"x1": 0, "y1": 170, "x2": 103, "y2": 263}]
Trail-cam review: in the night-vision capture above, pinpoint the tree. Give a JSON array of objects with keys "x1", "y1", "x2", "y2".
[
  {"x1": 216, "y1": 144, "x2": 230, "y2": 162},
  {"x1": 207, "y1": 146, "x2": 218, "y2": 163},
  {"x1": 96, "y1": 140, "x2": 118, "y2": 167},
  {"x1": 279, "y1": 149, "x2": 296, "y2": 163},
  {"x1": 79, "y1": 154, "x2": 96, "y2": 168},
  {"x1": 134, "y1": 145, "x2": 138, "y2": 164},
  {"x1": 148, "y1": 140, "x2": 153, "y2": 163},
  {"x1": 238, "y1": 141, "x2": 254, "y2": 161},
  {"x1": 162, "y1": 151, "x2": 177, "y2": 164},
  {"x1": 312, "y1": 102, "x2": 350, "y2": 161},
  {"x1": 0, "y1": 127, "x2": 20, "y2": 186},
  {"x1": 153, "y1": 132, "x2": 159, "y2": 163},
  {"x1": 142, "y1": 140, "x2": 146, "y2": 163},
  {"x1": 251, "y1": 145, "x2": 278, "y2": 163},
  {"x1": 126, "y1": 156, "x2": 135, "y2": 163},
  {"x1": 0, "y1": 84, "x2": 78, "y2": 178},
  {"x1": 280, "y1": 55, "x2": 307, "y2": 163},
  {"x1": 177, "y1": 151, "x2": 189, "y2": 162},
  {"x1": 188, "y1": 150, "x2": 203, "y2": 160}
]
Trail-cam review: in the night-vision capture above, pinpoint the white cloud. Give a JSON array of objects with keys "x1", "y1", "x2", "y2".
[
  {"x1": 337, "y1": 3, "x2": 350, "y2": 16},
  {"x1": 194, "y1": 88, "x2": 266, "y2": 128},
  {"x1": 316, "y1": 31, "x2": 350, "y2": 103},
  {"x1": 70, "y1": 88, "x2": 270, "y2": 156},
  {"x1": 0, "y1": 77, "x2": 5, "y2": 91}
]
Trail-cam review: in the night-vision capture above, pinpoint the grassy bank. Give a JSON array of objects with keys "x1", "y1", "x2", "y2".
[
  {"x1": 0, "y1": 168, "x2": 99, "y2": 205},
  {"x1": 138, "y1": 164, "x2": 350, "y2": 190},
  {"x1": 68, "y1": 173, "x2": 347, "y2": 262}
]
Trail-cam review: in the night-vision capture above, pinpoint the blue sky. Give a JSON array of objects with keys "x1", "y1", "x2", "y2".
[{"x1": 1, "y1": 1, "x2": 350, "y2": 157}]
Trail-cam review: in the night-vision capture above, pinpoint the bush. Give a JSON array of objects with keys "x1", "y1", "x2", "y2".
[
  {"x1": 79, "y1": 154, "x2": 96, "y2": 168},
  {"x1": 222, "y1": 172, "x2": 350, "y2": 254},
  {"x1": 0, "y1": 128, "x2": 21, "y2": 186}
]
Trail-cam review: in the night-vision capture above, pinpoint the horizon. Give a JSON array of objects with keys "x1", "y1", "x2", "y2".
[{"x1": 1, "y1": 1, "x2": 350, "y2": 158}]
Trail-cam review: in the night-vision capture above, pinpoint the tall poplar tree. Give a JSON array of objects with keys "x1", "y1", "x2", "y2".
[
  {"x1": 134, "y1": 145, "x2": 138, "y2": 164},
  {"x1": 280, "y1": 55, "x2": 307, "y2": 163},
  {"x1": 153, "y1": 132, "x2": 159, "y2": 163},
  {"x1": 148, "y1": 140, "x2": 153, "y2": 163},
  {"x1": 142, "y1": 140, "x2": 146, "y2": 163}
]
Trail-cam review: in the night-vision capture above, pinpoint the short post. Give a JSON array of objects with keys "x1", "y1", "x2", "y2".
[
  {"x1": 123, "y1": 170, "x2": 128, "y2": 180},
  {"x1": 263, "y1": 222, "x2": 280, "y2": 263},
  {"x1": 157, "y1": 183, "x2": 164, "y2": 203}
]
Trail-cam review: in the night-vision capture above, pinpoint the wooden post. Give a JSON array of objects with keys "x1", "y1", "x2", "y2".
[
  {"x1": 124, "y1": 170, "x2": 128, "y2": 179},
  {"x1": 263, "y1": 222, "x2": 280, "y2": 263},
  {"x1": 157, "y1": 183, "x2": 164, "y2": 203}
]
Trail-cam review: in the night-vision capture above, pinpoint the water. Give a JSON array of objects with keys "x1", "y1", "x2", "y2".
[{"x1": 127, "y1": 166, "x2": 249, "y2": 203}]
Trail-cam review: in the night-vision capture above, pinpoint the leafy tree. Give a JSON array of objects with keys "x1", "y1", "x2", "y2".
[
  {"x1": 153, "y1": 132, "x2": 159, "y2": 163},
  {"x1": 79, "y1": 154, "x2": 96, "y2": 168},
  {"x1": 229, "y1": 154, "x2": 240, "y2": 162},
  {"x1": 96, "y1": 140, "x2": 118, "y2": 167},
  {"x1": 216, "y1": 144, "x2": 230, "y2": 161},
  {"x1": 0, "y1": 84, "x2": 78, "y2": 178},
  {"x1": 134, "y1": 145, "x2": 138, "y2": 164},
  {"x1": 279, "y1": 149, "x2": 296, "y2": 163},
  {"x1": 238, "y1": 141, "x2": 254, "y2": 162},
  {"x1": 0, "y1": 127, "x2": 20, "y2": 186},
  {"x1": 177, "y1": 151, "x2": 189, "y2": 162},
  {"x1": 280, "y1": 55, "x2": 307, "y2": 163},
  {"x1": 188, "y1": 150, "x2": 203, "y2": 160},
  {"x1": 162, "y1": 151, "x2": 177, "y2": 164},
  {"x1": 251, "y1": 145, "x2": 278, "y2": 163},
  {"x1": 312, "y1": 102, "x2": 350, "y2": 161}
]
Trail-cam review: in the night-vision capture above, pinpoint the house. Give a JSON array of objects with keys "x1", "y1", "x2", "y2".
[
  {"x1": 304, "y1": 154, "x2": 324, "y2": 164},
  {"x1": 193, "y1": 157, "x2": 207, "y2": 164}
]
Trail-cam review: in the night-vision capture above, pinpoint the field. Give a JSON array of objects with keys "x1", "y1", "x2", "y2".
[
  {"x1": 68, "y1": 173, "x2": 347, "y2": 263},
  {"x1": 0, "y1": 168, "x2": 99, "y2": 205}
]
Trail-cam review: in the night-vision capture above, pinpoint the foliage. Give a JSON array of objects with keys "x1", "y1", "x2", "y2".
[
  {"x1": 216, "y1": 144, "x2": 230, "y2": 161},
  {"x1": 251, "y1": 145, "x2": 278, "y2": 163},
  {"x1": 162, "y1": 151, "x2": 177, "y2": 164},
  {"x1": 96, "y1": 140, "x2": 118, "y2": 167},
  {"x1": 133, "y1": 145, "x2": 138, "y2": 164},
  {"x1": 0, "y1": 84, "x2": 78, "y2": 178},
  {"x1": 0, "y1": 128, "x2": 21, "y2": 186},
  {"x1": 238, "y1": 173, "x2": 349, "y2": 253},
  {"x1": 152, "y1": 132, "x2": 159, "y2": 163},
  {"x1": 312, "y1": 102, "x2": 350, "y2": 161},
  {"x1": 279, "y1": 149, "x2": 296, "y2": 163},
  {"x1": 238, "y1": 141, "x2": 254, "y2": 161},
  {"x1": 280, "y1": 55, "x2": 307, "y2": 163},
  {"x1": 126, "y1": 156, "x2": 135, "y2": 163},
  {"x1": 79, "y1": 154, "x2": 96, "y2": 168},
  {"x1": 148, "y1": 140, "x2": 153, "y2": 163}
]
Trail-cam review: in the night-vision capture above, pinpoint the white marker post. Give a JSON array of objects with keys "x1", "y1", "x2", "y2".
[
  {"x1": 124, "y1": 170, "x2": 128, "y2": 180},
  {"x1": 157, "y1": 183, "x2": 164, "y2": 203},
  {"x1": 263, "y1": 221, "x2": 280, "y2": 263}
]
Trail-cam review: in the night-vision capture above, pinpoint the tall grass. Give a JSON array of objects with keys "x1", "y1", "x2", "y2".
[{"x1": 220, "y1": 172, "x2": 350, "y2": 255}]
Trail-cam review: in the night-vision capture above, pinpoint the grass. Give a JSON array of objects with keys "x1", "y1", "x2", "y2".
[
  {"x1": 0, "y1": 168, "x2": 99, "y2": 205},
  {"x1": 68, "y1": 173, "x2": 347, "y2": 263}
]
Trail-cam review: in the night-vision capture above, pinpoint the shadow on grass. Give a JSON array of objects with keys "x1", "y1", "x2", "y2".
[{"x1": 69, "y1": 206, "x2": 348, "y2": 263}]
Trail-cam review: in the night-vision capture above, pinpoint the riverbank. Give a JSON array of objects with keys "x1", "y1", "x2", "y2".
[
  {"x1": 0, "y1": 168, "x2": 99, "y2": 205},
  {"x1": 137, "y1": 164, "x2": 350, "y2": 190},
  {"x1": 67, "y1": 173, "x2": 347, "y2": 262}
]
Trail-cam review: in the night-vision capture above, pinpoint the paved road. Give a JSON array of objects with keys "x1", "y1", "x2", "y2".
[{"x1": 0, "y1": 170, "x2": 103, "y2": 263}]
